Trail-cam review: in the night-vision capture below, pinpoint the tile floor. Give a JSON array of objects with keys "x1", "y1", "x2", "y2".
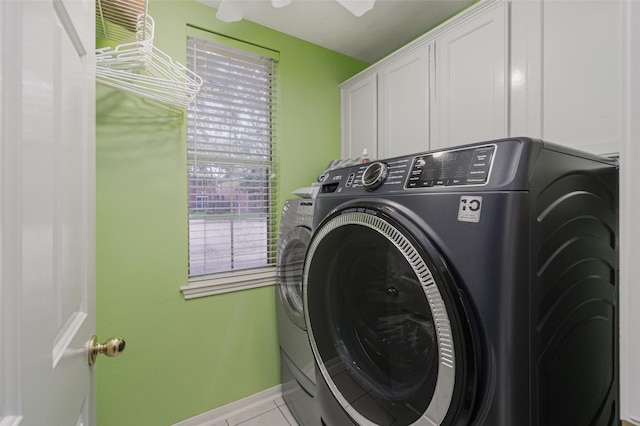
[{"x1": 219, "y1": 394, "x2": 299, "y2": 426}]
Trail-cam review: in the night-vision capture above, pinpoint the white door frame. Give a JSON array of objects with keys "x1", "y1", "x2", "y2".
[{"x1": 619, "y1": 0, "x2": 640, "y2": 423}]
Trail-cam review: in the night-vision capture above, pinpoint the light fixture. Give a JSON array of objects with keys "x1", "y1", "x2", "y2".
[
  {"x1": 271, "y1": 0, "x2": 292, "y2": 7},
  {"x1": 216, "y1": 0, "x2": 376, "y2": 23},
  {"x1": 216, "y1": 0, "x2": 244, "y2": 22},
  {"x1": 335, "y1": 0, "x2": 375, "y2": 17}
]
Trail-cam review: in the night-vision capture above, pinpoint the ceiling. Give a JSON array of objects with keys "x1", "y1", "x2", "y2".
[{"x1": 195, "y1": 0, "x2": 476, "y2": 63}]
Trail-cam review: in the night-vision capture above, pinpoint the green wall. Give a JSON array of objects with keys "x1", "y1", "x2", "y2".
[{"x1": 95, "y1": 1, "x2": 367, "y2": 425}]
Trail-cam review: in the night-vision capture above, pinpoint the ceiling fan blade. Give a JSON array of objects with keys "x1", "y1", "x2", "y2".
[
  {"x1": 271, "y1": 0, "x2": 292, "y2": 8},
  {"x1": 335, "y1": 0, "x2": 375, "y2": 17},
  {"x1": 216, "y1": 0, "x2": 244, "y2": 22}
]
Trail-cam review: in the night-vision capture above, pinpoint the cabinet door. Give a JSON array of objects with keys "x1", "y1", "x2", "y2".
[
  {"x1": 434, "y1": 2, "x2": 507, "y2": 149},
  {"x1": 542, "y1": 0, "x2": 620, "y2": 155},
  {"x1": 340, "y1": 74, "x2": 377, "y2": 159},
  {"x1": 378, "y1": 43, "x2": 432, "y2": 158}
]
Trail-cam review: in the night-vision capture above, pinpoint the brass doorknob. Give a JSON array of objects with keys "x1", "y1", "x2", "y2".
[{"x1": 88, "y1": 335, "x2": 126, "y2": 366}]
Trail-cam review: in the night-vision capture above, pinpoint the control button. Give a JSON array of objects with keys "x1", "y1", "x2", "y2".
[
  {"x1": 467, "y1": 177, "x2": 487, "y2": 184},
  {"x1": 415, "y1": 157, "x2": 426, "y2": 168},
  {"x1": 362, "y1": 162, "x2": 389, "y2": 190},
  {"x1": 345, "y1": 173, "x2": 355, "y2": 187},
  {"x1": 469, "y1": 169, "x2": 488, "y2": 176}
]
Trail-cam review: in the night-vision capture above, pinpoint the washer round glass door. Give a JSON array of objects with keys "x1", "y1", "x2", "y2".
[{"x1": 304, "y1": 207, "x2": 466, "y2": 425}]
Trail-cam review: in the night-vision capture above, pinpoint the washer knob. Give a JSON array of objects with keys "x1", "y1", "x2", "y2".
[{"x1": 362, "y1": 162, "x2": 389, "y2": 190}]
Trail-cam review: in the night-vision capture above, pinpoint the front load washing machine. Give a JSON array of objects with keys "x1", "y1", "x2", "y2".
[
  {"x1": 277, "y1": 198, "x2": 321, "y2": 425},
  {"x1": 303, "y1": 137, "x2": 618, "y2": 425}
]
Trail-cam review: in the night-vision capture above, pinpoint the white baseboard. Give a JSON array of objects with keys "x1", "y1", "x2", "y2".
[{"x1": 172, "y1": 385, "x2": 284, "y2": 426}]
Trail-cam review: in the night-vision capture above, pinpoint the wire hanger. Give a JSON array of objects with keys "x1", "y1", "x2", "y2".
[
  {"x1": 96, "y1": 45, "x2": 203, "y2": 108},
  {"x1": 96, "y1": 0, "x2": 203, "y2": 108},
  {"x1": 96, "y1": 12, "x2": 154, "y2": 72}
]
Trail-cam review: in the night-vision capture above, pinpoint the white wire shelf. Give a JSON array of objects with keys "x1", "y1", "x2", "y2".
[
  {"x1": 95, "y1": 0, "x2": 203, "y2": 108},
  {"x1": 96, "y1": 45, "x2": 204, "y2": 108},
  {"x1": 96, "y1": 13, "x2": 154, "y2": 72},
  {"x1": 96, "y1": 0, "x2": 148, "y2": 43}
]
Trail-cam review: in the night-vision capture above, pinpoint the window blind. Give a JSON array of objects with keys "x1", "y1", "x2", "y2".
[{"x1": 186, "y1": 35, "x2": 278, "y2": 281}]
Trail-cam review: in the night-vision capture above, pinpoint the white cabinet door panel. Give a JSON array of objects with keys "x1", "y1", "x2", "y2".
[
  {"x1": 542, "y1": 0, "x2": 620, "y2": 155},
  {"x1": 341, "y1": 74, "x2": 377, "y2": 159},
  {"x1": 435, "y1": 3, "x2": 507, "y2": 149},
  {"x1": 378, "y1": 44, "x2": 431, "y2": 158}
]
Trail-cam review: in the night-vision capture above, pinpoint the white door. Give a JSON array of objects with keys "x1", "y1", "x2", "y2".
[
  {"x1": 434, "y1": 1, "x2": 507, "y2": 149},
  {"x1": 1, "y1": 0, "x2": 99, "y2": 425},
  {"x1": 378, "y1": 43, "x2": 432, "y2": 158}
]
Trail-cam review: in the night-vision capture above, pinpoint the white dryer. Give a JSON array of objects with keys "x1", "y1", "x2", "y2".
[{"x1": 276, "y1": 198, "x2": 320, "y2": 425}]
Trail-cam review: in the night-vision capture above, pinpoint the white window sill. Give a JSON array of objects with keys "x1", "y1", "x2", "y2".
[{"x1": 180, "y1": 267, "x2": 276, "y2": 299}]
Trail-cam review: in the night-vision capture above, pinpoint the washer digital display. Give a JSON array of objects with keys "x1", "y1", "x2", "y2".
[{"x1": 406, "y1": 145, "x2": 495, "y2": 188}]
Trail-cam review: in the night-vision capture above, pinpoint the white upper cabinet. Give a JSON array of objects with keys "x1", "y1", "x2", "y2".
[
  {"x1": 433, "y1": 2, "x2": 507, "y2": 149},
  {"x1": 378, "y1": 43, "x2": 432, "y2": 158},
  {"x1": 340, "y1": 0, "x2": 506, "y2": 159},
  {"x1": 341, "y1": 0, "x2": 621, "y2": 158},
  {"x1": 541, "y1": 0, "x2": 620, "y2": 155},
  {"x1": 340, "y1": 73, "x2": 377, "y2": 159},
  {"x1": 510, "y1": 0, "x2": 621, "y2": 156}
]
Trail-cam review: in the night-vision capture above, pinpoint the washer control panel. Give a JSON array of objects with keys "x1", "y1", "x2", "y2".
[
  {"x1": 406, "y1": 145, "x2": 495, "y2": 189},
  {"x1": 319, "y1": 144, "x2": 497, "y2": 195}
]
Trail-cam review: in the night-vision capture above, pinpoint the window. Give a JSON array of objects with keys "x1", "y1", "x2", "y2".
[{"x1": 182, "y1": 28, "x2": 279, "y2": 298}]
